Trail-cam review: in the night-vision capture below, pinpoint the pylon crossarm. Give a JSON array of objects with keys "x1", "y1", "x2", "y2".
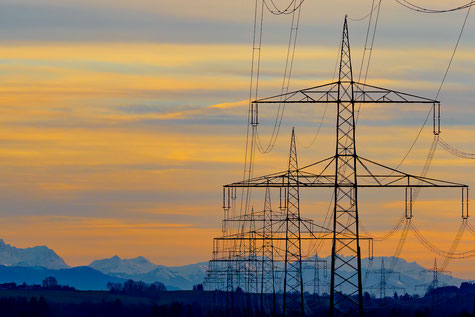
[
  {"x1": 253, "y1": 81, "x2": 339, "y2": 104},
  {"x1": 252, "y1": 81, "x2": 439, "y2": 105},
  {"x1": 352, "y1": 82, "x2": 439, "y2": 104},
  {"x1": 224, "y1": 155, "x2": 467, "y2": 188},
  {"x1": 214, "y1": 234, "x2": 334, "y2": 241},
  {"x1": 358, "y1": 157, "x2": 468, "y2": 187},
  {"x1": 223, "y1": 210, "x2": 286, "y2": 222}
]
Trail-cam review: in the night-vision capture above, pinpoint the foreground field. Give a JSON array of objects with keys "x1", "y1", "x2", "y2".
[{"x1": 0, "y1": 285, "x2": 474, "y2": 316}]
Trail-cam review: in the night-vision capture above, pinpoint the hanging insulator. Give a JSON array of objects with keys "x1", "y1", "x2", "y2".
[
  {"x1": 251, "y1": 102, "x2": 259, "y2": 126},
  {"x1": 462, "y1": 187, "x2": 469, "y2": 220},
  {"x1": 405, "y1": 187, "x2": 413, "y2": 219},
  {"x1": 433, "y1": 103, "x2": 441, "y2": 135},
  {"x1": 222, "y1": 187, "x2": 231, "y2": 211}
]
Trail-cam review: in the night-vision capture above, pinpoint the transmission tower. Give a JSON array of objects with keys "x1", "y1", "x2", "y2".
[
  {"x1": 227, "y1": 16, "x2": 469, "y2": 316},
  {"x1": 260, "y1": 185, "x2": 276, "y2": 315},
  {"x1": 366, "y1": 258, "x2": 404, "y2": 299},
  {"x1": 282, "y1": 128, "x2": 305, "y2": 316},
  {"x1": 206, "y1": 128, "x2": 335, "y2": 315},
  {"x1": 417, "y1": 257, "x2": 451, "y2": 303}
]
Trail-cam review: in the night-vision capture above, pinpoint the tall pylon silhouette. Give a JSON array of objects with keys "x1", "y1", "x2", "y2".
[
  {"x1": 329, "y1": 16, "x2": 363, "y2": 316},
  {"x1": 261, "y1": 184, "x2": 276, "y2": 315},
  {"x1": 283, "y1": 127, "x2": 304, "y2": 316}
]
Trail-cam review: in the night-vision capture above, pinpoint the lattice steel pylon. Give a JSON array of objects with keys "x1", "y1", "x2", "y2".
[
  {"x1": 366, "y1": 258, "x2": 404, "y2": 299},
  {"x1": 260, "y1": 184, "x2": 276, "y2": 315},
  {"x1": 330, "y1": 16, "x2": 363, "y2": 316},
  {"x1": 283, "y1": 128, "x2": 304, "y2": 316},
  {"x1": 417, "y1": 257, "x2": 451, "y2": 303},
  {"x1": 247, "y1": 207, "x2": 259, "y2": 294}
]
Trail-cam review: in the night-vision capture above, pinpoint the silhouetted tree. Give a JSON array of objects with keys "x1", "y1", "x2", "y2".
[
  {"x1": 42, "y1": 276, "x2": 57, "y2": 288},
  {"x1": 107, "y1": 282, "x2": 123, "y2": 292},
  {"x1": 150, "y1": 281, "x2": 166, "y2": 292},
  {"x1": 193, "y1": 284, "x2": 204, "y2": 291}
]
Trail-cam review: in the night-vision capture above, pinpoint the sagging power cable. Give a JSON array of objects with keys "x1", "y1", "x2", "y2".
[
  {"x1": 263, "y1": 0, "x2": 304, "y2": 15},
  {"x1": 411, "y1": 221, "x2": 475, "y2": 259},
  {"x1": 439, "y1": 137, "x2": 475, "y2": 159},
  {"x1": 348, "y1": 0, "x2": 382, "y2": 21},
  {"x1": 361, "y1": 216, "x2": 405, "y2": 242},
  {"x1": 394, "y1": 0, "x2": 475, "y2": 13},
  {"x1": 440, "y1": 220, "x2": 466, "y2": 272},
  {"x1": 256, "y1": 1, "x2": 302, "y2": 154}
]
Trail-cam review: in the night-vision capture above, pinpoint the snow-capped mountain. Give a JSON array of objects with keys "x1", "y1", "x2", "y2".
[
  {"x1": 0, "y1": 239, "x2": 470, "y2": 294},
  {"x1": 88, "y1": 255, "x2": 208, "y2": 290},
  {"x1": 360, "y1": 256, "x2": 463, "y2": 296},
  {"x1": 89, "y1": 256, "x2": 157, "y2": 275},
  {"x1": 0, "y1": 239, "x2": 69, "y2": 270},
  {"x1": 169, "y1": 262, "x2": 209, "y2": 286},
  {"x1": 87, "y1": 254, "x2": 467, "y2": 295}
]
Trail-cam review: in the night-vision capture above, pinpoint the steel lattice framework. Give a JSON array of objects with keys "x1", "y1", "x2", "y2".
[
  {"x1": 283, "y1": 128, "x2": 304, "y2": 316},
  {"x1": 205, "y1": 16, "x2": 468, "y2": 317},
  {"x1": 366, "y1": 258, "x2": 404, "y2": 299}
]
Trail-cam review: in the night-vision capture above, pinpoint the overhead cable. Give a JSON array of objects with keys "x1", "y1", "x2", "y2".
[
  {"x1": 433, "y1": 3, "x2": 475, "y2": 159},
  {"x1": 296, "y1": 40, "x2": 340, "y2": 149},
  {"x1": 384, "y1": 0, "x2": 472, "y2": 171},
  {"x1": 263, "y1": 0, "x2": 305, "y2": 15},
  {"x1": 256, "y1": 1, "x2": 302, "y2": 154},
  {"x1": 439, "y1": 137, "x2": 475, "y2": 159},
  {"x1": 348, "y1": 0, "x2": 382, "y2": 21},
  {"x1": 240, "y1": 0, "x2": 265, "y2": 219},
  {"x1": 355, "y1": 0, "x2": 383, "y2": 124},
  {"x1": 411, "y1": 221, "x2": 475, "y2": 259},
  {"x1": 362, "y1": 216, "x2": 405, "y2": 242},
  {"x1": 394, "y1": 0, "x2": 475, "y2": 13},
  {"x1": 440, "y1": 220, "x2": 466, "y2": 272}
]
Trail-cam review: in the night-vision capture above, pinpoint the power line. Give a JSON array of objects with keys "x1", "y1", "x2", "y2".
[
  {"x1": 411, "y1": 221, "x2": 475, "y2": 258},
  {"x1": 263, "y1": 0, "x2": 304, "y2": 15},
  {"x1": 296, "y1": 39, "x2": 341, "y2": 149},
  {"x1": 383, "y1": 0, "x2": 473, "y2": 170},
  {"x1": 439, "y1": 138, "x2": 475, "y2": 159},
  {"x1": 433, "y1": 3, "x2": 475, "y2": 159},
  {"x1": 256, "y1": 1, "x2": 302, "y2": 154},
  {"x1": 394, "y1": 0, "x2": 475, "y2": 13},
  {"x1": 435, "y1": 1, "x2": 472, "y2": 100},
  {"x1": 361, "y1": 216, "x2": 405, "y2": 242},
  {"x1": 348, "y1": 0, "x2": 382, "y2": 21},
  {"x1": 356, "y1": 0, "x2": 383, "y2": 124}
]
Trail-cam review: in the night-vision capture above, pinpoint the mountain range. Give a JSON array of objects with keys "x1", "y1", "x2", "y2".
[
  {"x1": 0, "y1": 239, "x2": 68, "y2": 269},
  {"x1": 0, "y1": 239, "x2": 470, "y2": 294},
  {"x1": 89, "y1": 256, "x2": 208, "y2": 290}
]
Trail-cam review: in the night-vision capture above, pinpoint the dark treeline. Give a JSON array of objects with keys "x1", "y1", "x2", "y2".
[
  {"x1": 107, "y1": 279, "x2": 166, "y2": 297},
  {"x1": 0, "y1": 282, "x2": 473, "y2": 316},
  {"x1": 0, "y1": 297, "x2": 206, "y2": 317},
  {"x1": 0, "y1": 276, "x2": 75, "y2": 291}
]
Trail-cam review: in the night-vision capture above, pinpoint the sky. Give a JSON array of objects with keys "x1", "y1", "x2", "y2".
[{"x1": 0, "y1": 0, "x2": 474, "y2": 278}]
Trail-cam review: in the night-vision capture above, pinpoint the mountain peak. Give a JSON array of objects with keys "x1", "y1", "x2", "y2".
[
  {"x1": 0, "y1": 239, "x2": 69, "y2": 270},
  {"x1": 89, "y1": 255, "x2": 158, "y2": 275}
]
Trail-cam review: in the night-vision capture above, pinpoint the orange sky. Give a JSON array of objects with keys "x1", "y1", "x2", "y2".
[{"x1": 0, "y1": 0, "x2": 473, "y2": 278}]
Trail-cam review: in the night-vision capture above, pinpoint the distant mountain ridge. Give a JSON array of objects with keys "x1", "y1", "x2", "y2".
[
  {"x1": 0, "y1": 239, "x2": 471, "y2": 294},
  {"x1": 89, "y1": 255, "x2": 208, "y2": 290},
  {"x1": 89, "y1": 255, "x2": 157, "y2": 275},
  {"x1": 0, "y1": 265, "x2": 125, "y2": 290},
  {"x1": 0, "y1": 239, "x2": 68, "y2": 270}
]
